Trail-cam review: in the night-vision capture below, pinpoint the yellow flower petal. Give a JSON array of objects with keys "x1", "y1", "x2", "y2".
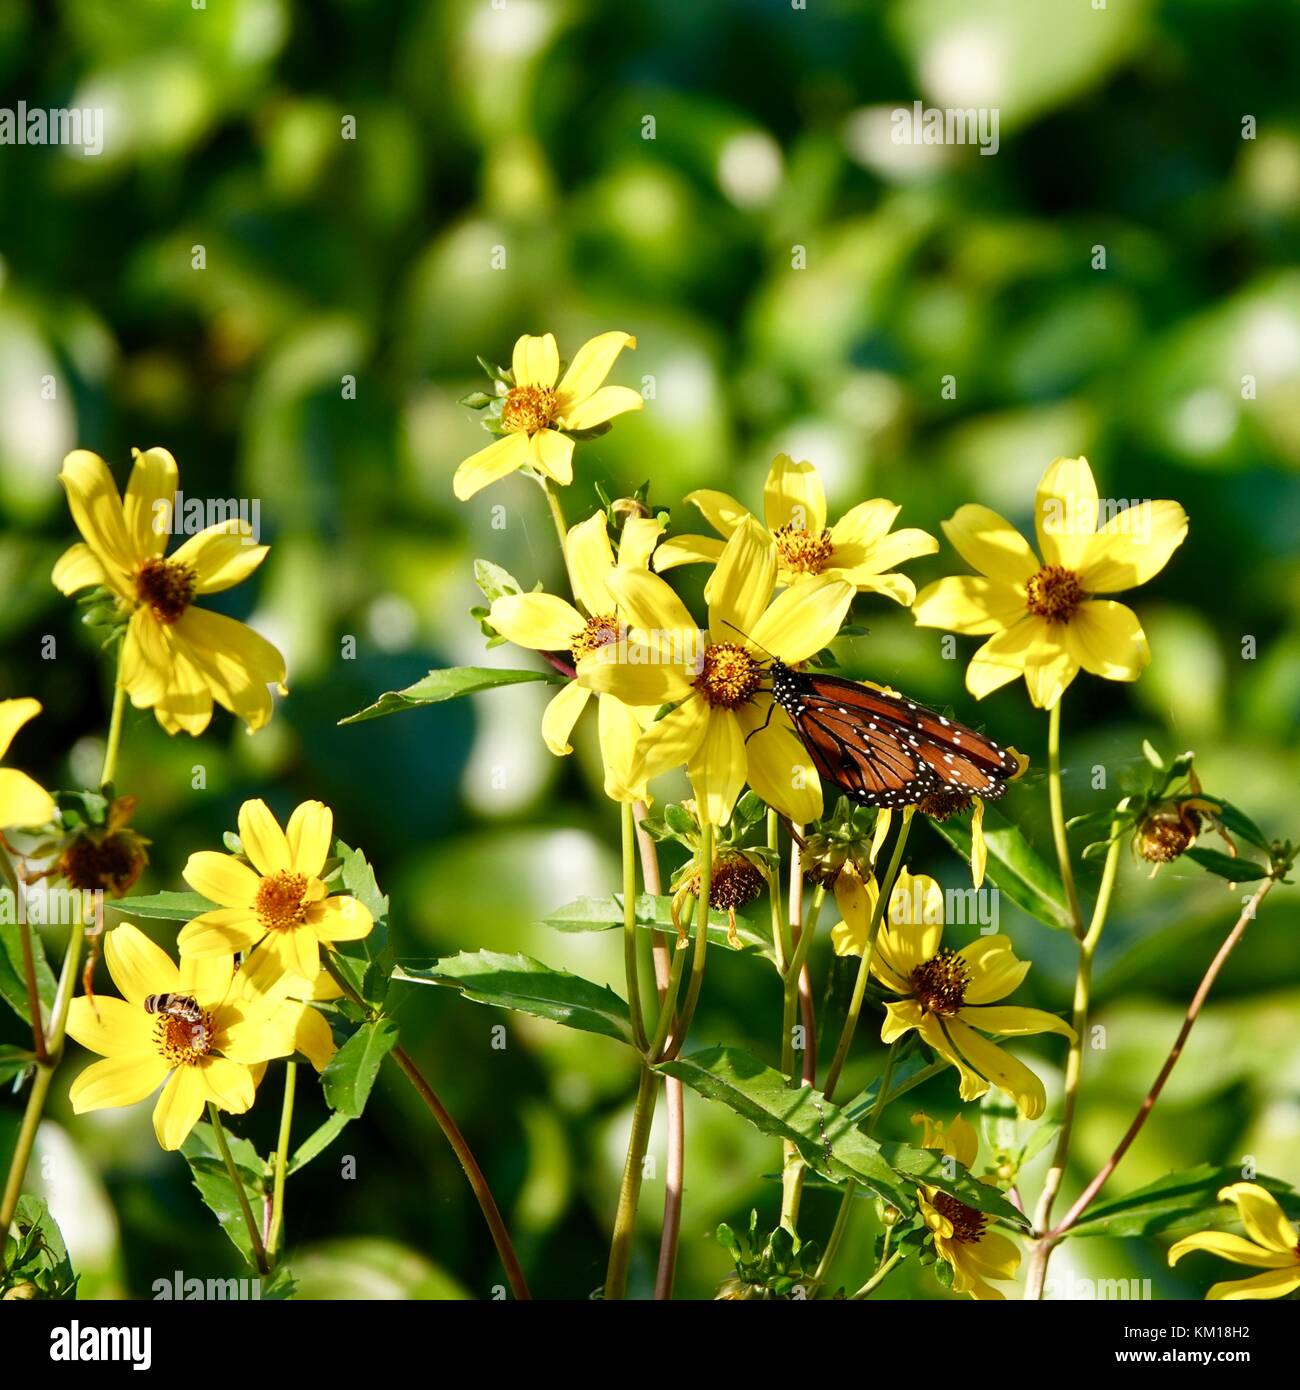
[
  {"x1": 152, "y1": 1066, "x2": 208, "y2": 1150},
  {"x1": 0, "y1": 697, "x2": 43, "y2": 761},
  {"x1": 969, "y1": 796, "x2": 987, "y2": 889},
  {"x1": 683, "y1": 488, "x2": 748, "y2": 540},
  {"x1": 255, "y1": 924, "x2": 321, "y2": 984},
  {"x1": 0, "y1": 768, "x2": 56, "y2": 830},
  {"x1": 958, "y1": 1004, "x2": 1075, "y2": 1040},
  {"x1": 913, "y1": 575, "x2": 1026, "y2": 636},
  {"x1": 171, "y1": 609, "x2": 286, "y2": 731},
  {"x1": 827, "y1": 498, "x2": 900, "y2": 553},
  {"x1": 1206, "y1": 1268, "x2": 1300, "y2": 1300},
  {"x1": 288, "y1": 1002, "x2": 337, "y2": 1071},
  {"x1": 749, "y1": 576, "x2": 854, "y2": 665},
  {"x1": 708, "y1": 516, "x2": 776, "y2": 644},
  {"x1": 881, "y1": 997, "x2": 924, "y2": 1043},
  {"x1": 151, "y1": 639, "x2": 215, "y2": 736},
  {"x1": 308, "y1": 895, "x2": 373, "y2": 942},
  {"x1": 827, "y1": 863, "x2": 878, "y2": 956},
  {"x1": 181, "y1": 952, "x2": 235, "y2": 1007},
  {"x1": 170, "y1": 522, "x2": 269, "y2": 594},
  {"x1": 916, "y1": 1014, "x2": 989, "y2": 1102},
  {"x1": 1168, "y1": 1231, "x2": 1294, "y2": 1270},
  {"x1": 183, "y1": 852, "x2": 261, "y2": 908},
  {"x1": 452, "y1": 432, "x2": 531, "y2": 500},
  {"x1": 52, "y1": 541, "x2": 112, "y2": 596},
  {"x1": 632, "y1": 695, "x2": 710, "y2": 787},
  {"x1": 1064, "y1": 600, "x2": 1149, "y2": 681},
  {"x1": 944, "y1": 1017, "x2": 1049, "y2": 1119},
  {"x1": 579, "y1": 649, "x2": 693, "y2": 704},
  {"x1": 124, "y1": 447, "x2": 179, "y2": 560},
  {"x1": 688, "y1": 710, "x2": 747, "y2": 827},
  {"x1": 70, "y1": 1052, "x2": 170, "y2": 1112},
  {"x1": 606, "y1": 568, "x2": 698, "y2": 646},
  {"x1": 1034, "y1": 456, "x2": 1098, "y2": 571},
  {"x1": 530, "y1": 428, "x2": 575, "y2": 485},
  {"x1": 558, "y1": 385, "x2": 643, "y2": 432},
  {"x1": 1219, "y1": 1183, "x2": 1299, "y2": 1254},
  {"x1": 556, "y1": 330, "x2": 635, "y2": 402},
  {"x1": 763, "y1": 454, "x2": 827, "y2": 535},
  {"x1": 541, "y1": 681, "x2": 591, "y2": 756},
  {"x1": 286, "y1": 801, "x2": 333, "y2": 878},
  {"x1": 887, "y1": 869, "x2": 944, "y2": 934},
  {"x1": 512, "y1": 332, "x2": 560, "y2": 388},
  {"x1": 58, "y1": 449, "x2": 136, "y2": 579},
  {"x1": 945, "y1": 1114, "x2": 981, "y2": 1171},
  {"x1": 957, "y1": 935, "x2": 1029, "y2": 1004},
  {"x1": 566, "y1": 512, "x2": 617, "y2": 615},
  {"x1": 1076, "y1": 499, "x2": 1188, "y2": 593},
  {"x1": 199, "y1": 1056, "x2": 257, "y2": 1113},
  {"x1": 597, "y1": 694, "x2": 647, "y2": 803},
  {"x1": 105, "y1": 923, "x2": 180, "y2": 1006},
  {"x1": 239, "y1": 799, "x2": 291, "y2": 876},
  {"x1": 489, "y1": 592, "x2": 584, "y2": 652},
  {"x1": 616, "y1": 516, "x2": 664, "y2": 573},
  {"x1": 836, "y1": 525, "x2": 939, "y2": 581},
  {"x1": 66, "y1": 996, "x2": 155, "y2": 1057},
  {"x1": 178, "y1": 909, "x2": 264, "y2": 959},
  {"x1": 735, "y1": 699, "x2": 822, "y2": 822},
  {"x1": 652, "y1": 534, "x2": 727, "y2": 573},
  {"x1": 941, "y1": 504, "x2": 1040, "y2": 583},
  {"x1": 965, "y1": 616, "x2": 1045, "y2": 700}
]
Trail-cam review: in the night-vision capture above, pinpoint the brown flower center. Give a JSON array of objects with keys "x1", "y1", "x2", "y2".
[
  {"x1": 932, "y1": 1191, "x2": 988, "y2": 1244},
  {"x1": 917, "y1": 789, "x2": 974, "y2": 822},
  {"x1": 774, "y1": 524, "x2": 835, "y2": 575},
  {"x1": 501, "y1": 385, "x2": 557, "y2": 435},
  {"x1": 570, "y1": 613, "x2": 625, "y2": 662},
  {"x1": 58, "y1": 833, "x2": 148, "y2": 897},
  {"x1": 682, "y1": 854, "x2": 766, "y2": 911},
  {"x1": 255, "y1": 871, "x2": 309, "y2": 931},
  {"x1": 153, "y1": 1008, "x2": 214, "y2": 1066},
  {"x1": 693, "y1": 642, "x2": 762, "y2": 709},
  {"x1": 1025, "y1": 564, "x2": 1083, "y2": 622},
  {"x1": 1136, "y1": 810, "x2": 1200, "y2": 864},
  {"x1": 135, "y1": 558, "x2": 195, "y2": 624},
  {"x1": 911, "y1": 947, "x2": 970, "y2": 1016}
]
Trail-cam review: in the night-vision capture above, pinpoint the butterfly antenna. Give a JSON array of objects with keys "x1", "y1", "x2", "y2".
[{"x1": 721, "y1": 619, "x2": 777, "y2": 663}]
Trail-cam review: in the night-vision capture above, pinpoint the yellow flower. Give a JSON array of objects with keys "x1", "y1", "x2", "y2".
[
  {"x1": 1168, "y1": 1184, "x2": 1300, "y2": 1300},
  {"x1": 487, "y1": 511, "x2": 663, "y2": 802},
  {"x1": 654, "y1": 453, "x2": 937, "y2": 604},
  {"x1": 229, "y1": 962, "x2": 339, "y2": 1074},
  {"x1": 0, "y1": 699, "x2": 56, "y2": 829},
  {"x1": 832, "y1": 868, "x2": 1074, "y2": 1118},
  {"x1": 178, "y1": 800, "x2": 373, "y2": 991},
  {"x1": 52, "y1": 448, "x2": 287, "y2": 735},
  {"x1": 65, "y1": 924, "x2": 295, "y2": 1150},
  {"x1": 912, "y1": 1111, "x2": 1021, "y2": 1300},
  {"x1": 912, "y1": 456, "x2": 1188, "y2": 709},
  {"x1": 453, "y1": 331, "x2": 643, "y2": 500},
  {"x1": 580, "y1": 516, "x2": 854, "y2": 826}
]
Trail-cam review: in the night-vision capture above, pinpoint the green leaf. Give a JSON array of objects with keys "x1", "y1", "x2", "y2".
[
  {"x1": 876, "y1": 1142, "x2": 1029, "y2": 1227},
  {"x1": 0, "y1": 919, "x2": 56, "y2": 1026},
  {"x1": 181, "y1": 1123, "x2": 268, "y2": 1267},
  {"x1": 541, "y1": 894, "x2": 772, "y2": 959},
  {"x1": 1183, "y1": 847, "x2": 1269, "y2": 881},
  {"x1": 0, "y1": 1044, "x2": 36, "y2": 1086},
  {"x1": 287, "y1": 1112, "x2": 352, "y2": 1175},
  {"x1": 1210, "y1": 800, "x2": 1271, "y2": 852},
  {"x1": 473, "y1": 558, "x2": 525, "y2": 602},
  {"x1": 6, "y1": 1196, "x2": 76, "y2": 1298},
  {"x1": 929, "y1": 805, "x2": 1075, "y2": 931},
  {"x1": 1066, "y1": 1165, "x2": 1297, "y2": 1239},
  {"x1": 107, "y1": 890, "x2": 218, "y2": 923},
  {"x1": 394, "y1": 950, "x2": 633, "y2": 1044},
  {"x1": 321, "y1": 1017, "x2": 399, "y2": 1117},
  {"x1": 338, "y1": 666, "x2": 561, "y2": 725}
]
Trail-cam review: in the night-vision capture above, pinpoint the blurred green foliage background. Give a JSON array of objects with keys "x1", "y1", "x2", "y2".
[{"x1": 2, "y1": 0, "x2": 1299, "y2": 1300}]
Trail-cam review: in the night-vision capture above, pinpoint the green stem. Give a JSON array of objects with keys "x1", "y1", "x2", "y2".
[
  {"x1": 1025, "y1": 810, "x2": 1126, "y2": 1299},
  {"x1": 207, "y1": 1102, "x2": 269, "y2": 1276},
  {"x1": 621, "y1": 802, "x2": 648, "y2": 1052},
  {"x1": 665, "y1": 823, "x2": 712, "y2": 1058},
  {"x1": 541, "y1": 477, "x2": 578, "y2": 597},
  {"x1": 604, "y1": 1063, "x2": 660, "y2": 1300},
  {"x1": 100, "y1": 673, "x2": 127, "y2": 791},
  {"x1": 821, "y1": 808, "x2": 914, "y2": 1104},
  {"x1": 1046, "y1": 700, "x2": 1083, "y2": 932},
  {"x1": 850, "y1": 1248, "x2": 904, "y2": 1299},
  {"x1": 322, "y1": 954, "x2": 531, "y2": 1299},
  {"x1": 0, "y1": 851, "x2": 46, "y2": 1063},
  {"x1": 267, "y1": 1061, "x2": 297, "y2": 1261},
  {"x1": 778, "y1": 884, "x2": 825, "y2": 1233}
]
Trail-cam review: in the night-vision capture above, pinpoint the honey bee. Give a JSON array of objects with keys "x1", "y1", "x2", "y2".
[{"x1": 143, "y1": 993, "x2": 203, "y2": 1023}]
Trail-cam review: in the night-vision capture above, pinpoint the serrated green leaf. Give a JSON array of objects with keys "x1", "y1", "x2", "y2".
[
  {"x1": 394, "y1": 950, "x2": 633, "y2": 1044},
  {"x1": 107, "y1": 890, "x2": 219, "y2": 923},
  {"x1": 929, "y1": 805, "x2": 1075, "y2": 931},
  {"x1": 287, "y1": 1112, "x2": 352, "y2": 1175},
  {"x1": 1184, "y1": 847, "x2": 1269, "y2": 882},
  {"x1": 541, "y1": 894, "x2": 772, "y2": 959},
  {"x1": 1066, "y1": 1165, "x2": 1298, "y2": 1239},
  {"x1": 473, "y1": 558, "x2": 524, "y2": 603},
  {"x1": 0, "y1": 919, "x2": 57, "y2": 1026},
  {"x1": 338, "y1": 667, "x2": 560, "y2": 725},
  {"x1": 181, "y1": 1123, "x2": 268, "y2": 1267},
  {"x1": 322, "y1": 1017, "x2": 399, "y2": 1117}
]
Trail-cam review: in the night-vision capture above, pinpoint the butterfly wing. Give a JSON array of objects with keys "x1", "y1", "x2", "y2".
[{"x1": 775, "y1": 667, "x2": 1016, "y2": 809}]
